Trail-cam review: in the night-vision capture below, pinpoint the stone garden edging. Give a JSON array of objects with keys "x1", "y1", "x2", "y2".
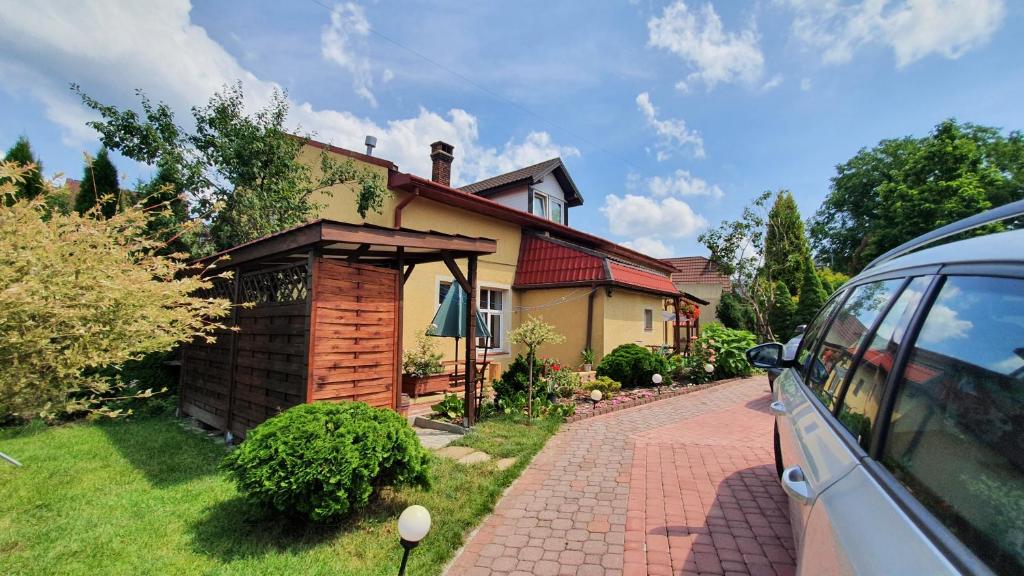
[{"x1": 562, "y1": 376, "x2": 746, "y2": 424}]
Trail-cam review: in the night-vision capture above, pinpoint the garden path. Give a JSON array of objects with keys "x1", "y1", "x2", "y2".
[{"x1": 444, "y1": 375, "x2": 796, "y2": 576}]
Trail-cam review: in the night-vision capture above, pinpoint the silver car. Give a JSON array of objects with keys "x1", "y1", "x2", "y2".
[{"x1": 747, "y1": 200, "x2": 1024, "y2": 575}]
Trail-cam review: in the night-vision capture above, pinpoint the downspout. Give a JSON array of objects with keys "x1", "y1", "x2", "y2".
[
  {"x1": 393, "y1": 188, "x2": 419, "y2": 229},
  {"x1": 585, "y1": 285, "x2": 596, "y2": 351}
]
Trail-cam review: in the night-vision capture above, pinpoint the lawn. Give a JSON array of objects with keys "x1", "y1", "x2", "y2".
[{"x1": 0, "y1": 413, "x2": 560, "y2": 575}]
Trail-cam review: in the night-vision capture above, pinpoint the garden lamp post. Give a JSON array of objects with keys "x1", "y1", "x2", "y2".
[
  {"x1": 397, "y1": 505, "x2": 432, "y2": 576},
  {"x1": 652, "y1": 373, "x2": 663, "y2": 394},
  {"x1": 590, "y1": 389, "x2": 602, "y2": 409}
]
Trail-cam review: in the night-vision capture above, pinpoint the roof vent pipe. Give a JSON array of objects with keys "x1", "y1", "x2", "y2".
[{"x1": 364, "y1": 135, "x2": 377, "y2": 156}]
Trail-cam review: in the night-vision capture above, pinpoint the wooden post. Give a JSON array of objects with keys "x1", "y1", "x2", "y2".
[
  {"x1": 304, "y1": 249, "x2": 320, "y2": 406},
  {"x1": 673, "y1": 295, "x2": 682, "y2": 354},
  {"x1": 464, "y1": 255, "x2": 478, "y2": 427},
  {"x1": 395, "y1": 247, "x2": 404, "y2": 411},
  {"x1": 224, "y1": 270, "x2": 242, "y2": 438}
]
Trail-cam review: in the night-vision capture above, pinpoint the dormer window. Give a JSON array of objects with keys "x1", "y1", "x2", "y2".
[
  {"x1": 531, "y1": 193, "x2": 548, "y2": 218},
  {"x1": 550, "y1": 198, "x2": 563, "y2": 224}
]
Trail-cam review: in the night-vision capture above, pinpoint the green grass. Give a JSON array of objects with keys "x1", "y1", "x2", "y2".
[{"x1": 0, "y1": 414, "x2": 559, "y2": 576}]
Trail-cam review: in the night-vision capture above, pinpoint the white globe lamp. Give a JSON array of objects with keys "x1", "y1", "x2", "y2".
[{"x1": 397, "y1": 505, "x2": 432, "y2": 575}]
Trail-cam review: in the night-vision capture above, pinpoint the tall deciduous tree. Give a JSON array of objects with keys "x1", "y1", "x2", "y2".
[
  {"x1": 764, "y1": 190, "x2": 810, "y2": 296},
  {"x1": 73, "y1": 82, "x2": 387, "y2": 255},
  {"x1": 3, "y1": 136, "x2": 45, "y2": 204},
  {"x1": 810, "y1": 119, "x2": 1024, "y2": 274},
  {"x1": 75, "y1": 148, "x2": 121, "y2": 218}
]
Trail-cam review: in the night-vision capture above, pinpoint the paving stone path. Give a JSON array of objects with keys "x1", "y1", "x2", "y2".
[{"x1": 444, "y1": 375, "x2": 796, "y2": 576}]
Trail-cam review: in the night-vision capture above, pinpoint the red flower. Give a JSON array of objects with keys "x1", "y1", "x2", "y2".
[{"x1": 552, "y1": 363, "x2": 561, "y2": 372}]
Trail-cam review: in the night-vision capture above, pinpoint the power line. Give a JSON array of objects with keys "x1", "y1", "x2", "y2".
[{"x1": 307, "y1": 0, "x2": 634, "y2": 167}]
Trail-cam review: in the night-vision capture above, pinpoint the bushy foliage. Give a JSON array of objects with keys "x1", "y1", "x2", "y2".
[
  {"x1": 544, "y1": 367, "x2": 581, "y2": 399},
  {"x1": 817, "y1": 267, "x2": 850, "y2": 295},
  {"x1": 765, "y1": 190, "x2": 810, "y2": 295},
  {"x1": 431, "y1": 393, "x2": 463, "y2": 421},
  {"x1": 3, "y1": 136, "x2": 44, "y2": 203},
  {"x1": 508, "y1": 316, "x2": 565, "y2": 418},
  {"x1": 794, "y1": 260, "x2": 828, "y2": 327},
  {"x1": 582, "y1": 376, "x2": 622, "y2": 398},
  {"x1": 221, "y1": 402, "x2": 430, "y2": 523},
  {"x1": 768, "y1": 281, "x2": 797, "y2": 341},
  {"x1": 493, "y1": 354, "x2": 543, "y2": 405},
  {"x1": 75, "y1": 148, "x2": 121, "y2": 218},
  {"x1": 0, "y1": 162, "x2": 230, "y2": 420},
  {"x1": 716, "y1": 291, "x2": 755, "y2": 332},
  {"x1": 684, "y1": 324, "x2": 757, "y2": 384},
  {"x1": 596, "y1": 344, "x2": 670, "y2": 388},
  {"x1": 402, "y1": 329, "x2": 443, "y2": 377}
]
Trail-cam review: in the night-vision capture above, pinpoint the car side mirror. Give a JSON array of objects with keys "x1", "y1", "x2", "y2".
[{"x1": 746, "y1": 343, "x2": 784, "y2": 369}]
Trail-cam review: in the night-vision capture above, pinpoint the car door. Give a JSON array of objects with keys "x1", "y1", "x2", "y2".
[
  {"x1": 805, "y1": 273, "x2": 1024, "y2": 576},
  {"x1": 774, "y1": 278, "x2": 908, "y2": 545}
]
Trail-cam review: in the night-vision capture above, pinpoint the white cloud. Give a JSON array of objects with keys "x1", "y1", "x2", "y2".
[
  {"x1": 0, "y1": 0, "x2": 574, "y2": 186},
  {"x1": 761, "y1": 74, "x2": 783, "y2": 91},
  {"x1": 601, "y1": 194, "x2": 708, "y2": 239},
  {"x1": 621, "y1": 237, "x2": 673, "y2": 259},
  {"x1": 800, "y1": 77, "x2": 813, "y2": 91},
  {"x1": 648, "y1": 1, "x2": 766, "y2": 90},
  {"x1": 781, "y1": 0, "x2": 1006, "y2": 67},
  {"x1": 636, "y1": 92, "x2": 704, "y2": 160},
  {"x1": 646, "y1": 169, "x2": 723, "y2": 200},
  {"x1": 321, "y1": 2, "x2": 378, "y2": 107}
]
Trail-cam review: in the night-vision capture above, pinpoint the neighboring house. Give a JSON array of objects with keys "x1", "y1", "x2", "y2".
[
  {"x1": 662, "y1": 256, "x2": 732, "y2": 324},
  {"x1": 301, "y1": 139, "x2": 687, "y2": 370}
]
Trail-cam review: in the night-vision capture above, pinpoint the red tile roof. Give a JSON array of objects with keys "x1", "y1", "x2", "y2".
[
  {"x1": 515, "y1": 234, "x2": 679, "y2": 296},
  {"x1": 662, "y1": 256, "x2": 731, "y2": 289}
]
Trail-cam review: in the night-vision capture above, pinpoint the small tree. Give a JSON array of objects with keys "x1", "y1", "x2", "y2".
[
  {"x1": 764, "y1": 190, "x2": 810, "y2": 295},
  {"x1": 768, "y1": 281, "x2": 797, "y2": 341},
  {"x1": 794, "y1": 259, "x2": 828, "y2": 327},
  {"x1": 75, "y1": 147, "x2": 121, "y2": 218},
  {"x1": 507, "y1": 316, "x2": 564, "y2": 419},
  {"x1": 0, "y1": 161, "x2": 230, "y2": 420},
  {"x1": 3, "y1": 136, "x2": 45, "y2": 204}
]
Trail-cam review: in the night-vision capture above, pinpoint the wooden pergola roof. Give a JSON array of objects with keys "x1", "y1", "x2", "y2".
[{"x1": 200, "y1": 219, "x2": 497, "y2": 271}]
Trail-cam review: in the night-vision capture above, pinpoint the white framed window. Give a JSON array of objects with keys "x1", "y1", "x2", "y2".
[
  {"x1": 477, "y1": 288, "x2": 506, "y2": 351},
  {"x1": 550, "y1": 198, "x2": 563, "y2": 224},
  {"x1": 643, "y1": 308, "x2": 654, "y2": 332},
  {"x1": 531, "y1": 192, "x2": 548, "y2": 218}
]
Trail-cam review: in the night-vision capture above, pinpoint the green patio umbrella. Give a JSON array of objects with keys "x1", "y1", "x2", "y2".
[{"x1": 429, "y1": 283, "x2": 491, "y2": 378}]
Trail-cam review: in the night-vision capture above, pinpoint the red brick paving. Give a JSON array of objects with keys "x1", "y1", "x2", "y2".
[{"x1": 445, "y1": 376, "x2": 795, "y2": 576}]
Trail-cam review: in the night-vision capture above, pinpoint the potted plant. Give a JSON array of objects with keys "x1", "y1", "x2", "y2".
[
  {"x1": 402, "y1": 330, "x2": 448, "y2": 399},
  {"x1": 580, "y1": 348, "x2": 595, "y2": 372}
]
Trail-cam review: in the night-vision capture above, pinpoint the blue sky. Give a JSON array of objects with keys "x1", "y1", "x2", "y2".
[{"x1": 1, "y1": 0, "x2": 1022, "y2": 258}]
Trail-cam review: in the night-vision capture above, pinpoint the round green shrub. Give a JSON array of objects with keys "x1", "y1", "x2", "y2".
[
  {"x1": 596, "y1": 344, "x2": 670, "y2": 387},
  {"x1": 493, "y1": 353, "x2": 544, "y2": 404},
  {"x1": 221, "y1": 401, "x2": 430, "y2": 523},
  {"x1": 583, "y1": 376, "x2": 621, "y2": 397}
]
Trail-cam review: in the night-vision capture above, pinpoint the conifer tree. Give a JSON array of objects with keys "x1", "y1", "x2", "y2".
[
  {"x1": 764, "y1": 190, "x2": 810, "y2": 295},
  {"x1": 75, "y1": 148, "x2": 120, "y2": 218},
  {"x1": 3, "y1": 136, "x2": 45, "y2": 204},
  {"x1": 794, "y1": 258, "x2": 828, "y2": 327},
  {"x1": 768, "y1": 281, "x2": 797, "y2": 340}
]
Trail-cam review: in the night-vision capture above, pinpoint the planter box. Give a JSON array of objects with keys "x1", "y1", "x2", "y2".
[{"x1": 402, "y1": 373, "x2": 457, "y2": 399}]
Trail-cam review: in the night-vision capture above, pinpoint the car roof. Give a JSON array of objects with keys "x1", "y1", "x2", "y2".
[{"x1": 850, "y1": 228, "x2": 1024, "y2": 282}]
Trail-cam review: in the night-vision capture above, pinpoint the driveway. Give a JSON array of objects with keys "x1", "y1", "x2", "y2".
[{"x1": 444, "y1": 375, "x2": 795, "y2": 576}]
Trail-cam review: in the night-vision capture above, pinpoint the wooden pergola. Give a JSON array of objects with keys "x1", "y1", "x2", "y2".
[{"x1": 179, "y1": 220, "x2": 496, "y2": 439}]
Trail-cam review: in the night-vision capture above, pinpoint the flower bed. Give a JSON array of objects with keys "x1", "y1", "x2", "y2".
[{"x1": 560, "y1": 378, "x2": 741, "y2": 423}]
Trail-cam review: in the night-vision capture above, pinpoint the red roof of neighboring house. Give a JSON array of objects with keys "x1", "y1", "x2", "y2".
[
  {"x1": 515, "y1": 234, "x2": 679, "y2": 297},
  {"x1": 662, "y1": 256, "x2": 731, "y2": 289}
]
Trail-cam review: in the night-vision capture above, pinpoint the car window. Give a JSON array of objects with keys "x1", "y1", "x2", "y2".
[
  {"x1": 881, "y1": 275, "x2": 1024, "y2": 576},
  {"x1": 796, "y1": 291, "x2": 845, "y2": 379},
  {"x1": 836, "y1": 277, "x2": 930, "y2": 450},
  {"x1": 806, "y1": 279, "x2": 904, "y2": 410}
]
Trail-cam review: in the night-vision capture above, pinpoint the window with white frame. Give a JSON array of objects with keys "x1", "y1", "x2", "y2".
[
  {"x1": 550, "y1": 198, "x2": 563, "y2": 224},
  {"x1": 532, "y1": 192, "x2": 548, "y2": 218},
  {"x1": 477, "y1": 288, "x2": 506, "y2": 350},
  {"x1": 643, "y1": 308, "x2": 654, "y2": 332}
]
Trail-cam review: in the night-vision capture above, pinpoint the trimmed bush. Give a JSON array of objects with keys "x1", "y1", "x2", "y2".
[
  {"x1": 684, "y1": 324, "x2": 758, "y2": 384},
  {"x1": 583, "y1": 376, "x2": 621, "y2": 398},
  {"x1": 596, "y1": 344, "x2": 670, "y2": 388},
  {"x1": 221, "y1": 401, "x2": 430, "y2": 522}
]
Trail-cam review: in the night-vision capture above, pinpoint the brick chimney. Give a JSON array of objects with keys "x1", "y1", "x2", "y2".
[{"x1": 430, "y1": 141, "x2": 454, "y2": 186}]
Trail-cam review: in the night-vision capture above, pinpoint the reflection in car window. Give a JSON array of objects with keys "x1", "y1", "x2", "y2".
[
  {"x1": 797, "y1": 293, "x2": 845, "y2": 380},
  {"x1": 806, "y1": 279, "x2": 904, "y2": 410},
  {"x1": 882, "y1": 276, "x2": 1024, "y2": 575},
  {"x1": 837, "y1": 277, "x2": 930, "y2": 450}
]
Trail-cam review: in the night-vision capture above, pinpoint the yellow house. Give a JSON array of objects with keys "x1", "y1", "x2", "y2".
[{"x1": 301, "y1": 138, "x2": 689, "y2": 375}]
